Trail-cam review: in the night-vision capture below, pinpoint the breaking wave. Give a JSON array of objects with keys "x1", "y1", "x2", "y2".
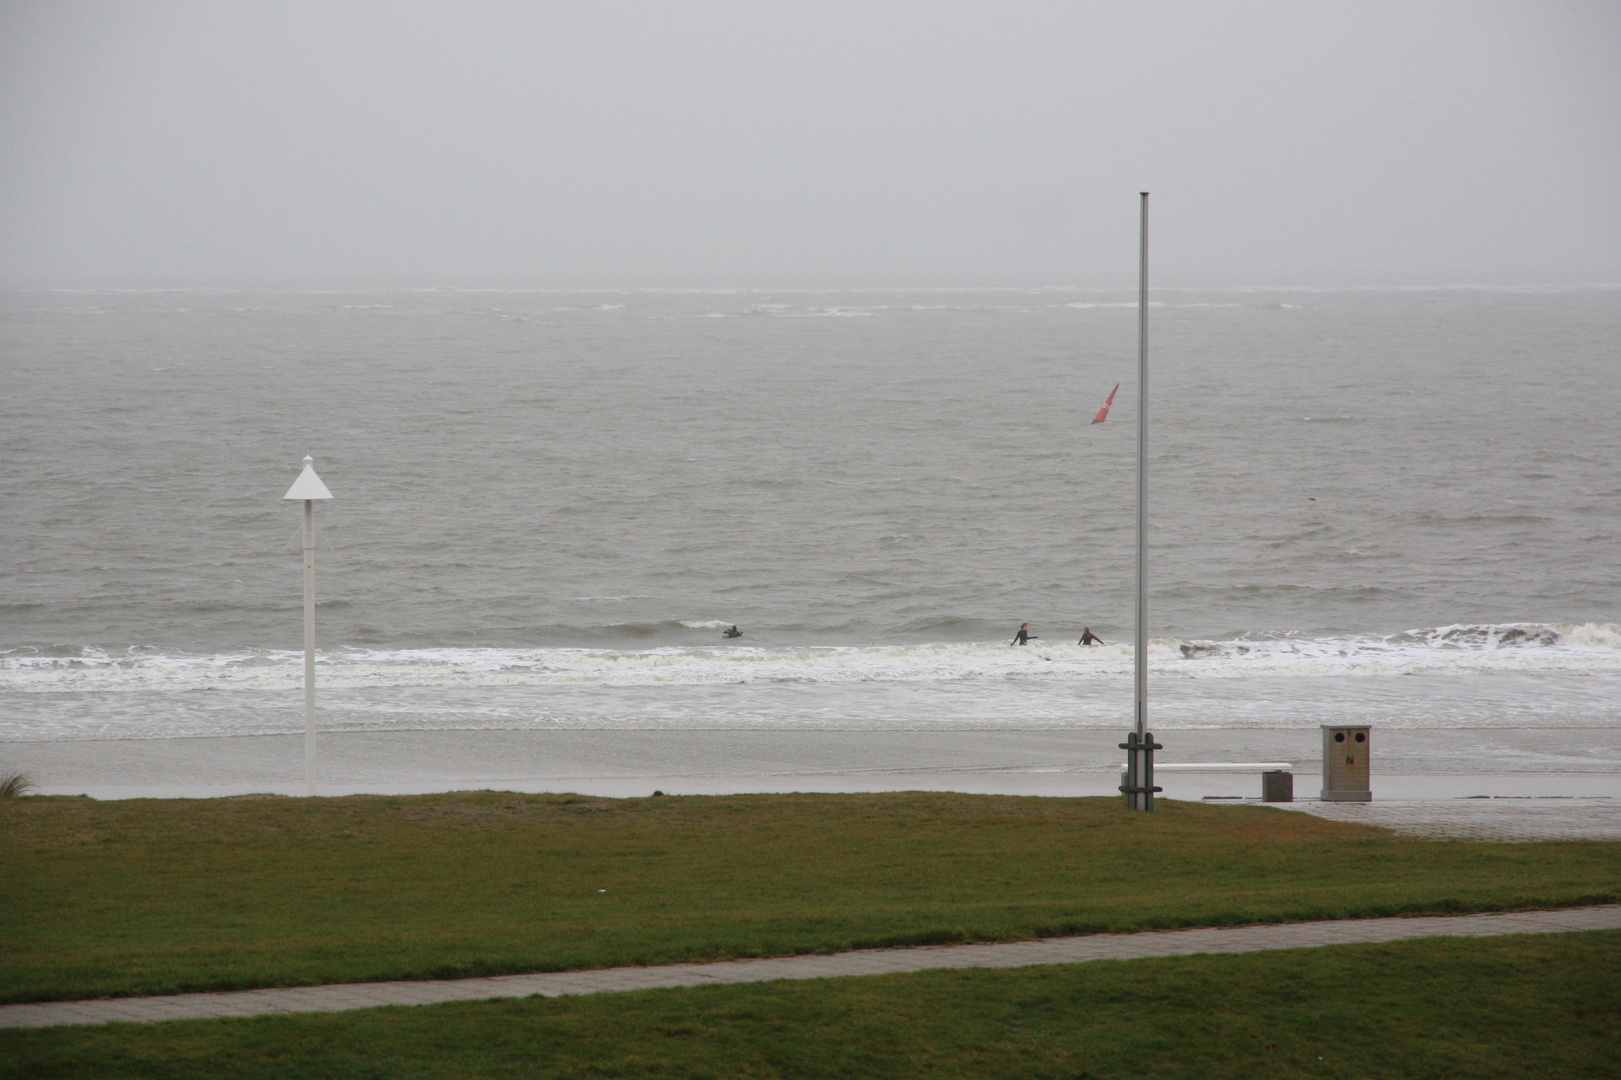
[{"x1": 3, "y1": 622, "x2": 1617, "y2": 694}]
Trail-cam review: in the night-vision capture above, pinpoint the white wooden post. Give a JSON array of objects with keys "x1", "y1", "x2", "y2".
[{"x1": 283, "y1": 455, "x2": 333, "y2": 796}]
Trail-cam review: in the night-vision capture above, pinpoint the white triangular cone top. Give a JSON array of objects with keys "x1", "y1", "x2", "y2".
[{"x1": 283, "y1": 458, "x2": 334, "y2": 500}]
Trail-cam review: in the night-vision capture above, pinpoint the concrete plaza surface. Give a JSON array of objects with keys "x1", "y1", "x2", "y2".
[{"x1": 4, "y1": 906, "x2": 1618, "y2": 1030}]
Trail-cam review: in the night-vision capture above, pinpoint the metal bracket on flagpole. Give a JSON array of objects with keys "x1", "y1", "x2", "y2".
[{"x1": 1119, "y1": 730, "x2": 1163, "y2": 810}]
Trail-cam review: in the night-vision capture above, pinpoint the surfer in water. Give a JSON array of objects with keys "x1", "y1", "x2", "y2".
[
  {"x1": 722, "y1": 625, "x2": 743, "y2": 639},
  {"x1": 1011, "y1": 623, "x2": 1036, "y2": 646},
  {"x1": 1079, "y1": 627, "x2": 1104, "y2": 646}
]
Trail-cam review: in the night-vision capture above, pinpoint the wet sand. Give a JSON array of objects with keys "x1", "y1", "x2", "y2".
[{"x1": 5, "y1": 727, "x2": 1618, "y2": 802}]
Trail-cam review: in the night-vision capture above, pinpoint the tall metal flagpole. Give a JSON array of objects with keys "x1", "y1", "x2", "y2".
[
  {"x1": 1121, "y1": 192, "x2": 1162, "y2": 811},
  {"x1": 283, "y1": 455, "x2": 333, "y2": 796},
  {"x1": 1135, "y1": 192, "x2": 1148, "y2": 741}
]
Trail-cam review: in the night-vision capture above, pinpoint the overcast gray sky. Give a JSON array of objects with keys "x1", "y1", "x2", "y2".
[{"x1": 2, "y1": 1, "x2": 1617, "y2": 286}]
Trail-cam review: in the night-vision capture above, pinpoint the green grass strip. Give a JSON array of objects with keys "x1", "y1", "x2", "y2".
[
  {"x1": 3, "y1": 930, "x2": 1618, "y2": 1079},
  {"x1": 4, "y1": 791, "x2": 1618, "y2": 1004}
]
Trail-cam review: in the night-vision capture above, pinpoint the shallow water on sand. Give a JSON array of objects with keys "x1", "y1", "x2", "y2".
[{"x1": 6, "y1": 727, "x2": 1619, "y2": 802}]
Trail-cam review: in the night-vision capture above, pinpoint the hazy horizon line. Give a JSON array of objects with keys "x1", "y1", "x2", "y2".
[{"x1": 5, "y1": 279, "x2": 1619, "y2": 296}]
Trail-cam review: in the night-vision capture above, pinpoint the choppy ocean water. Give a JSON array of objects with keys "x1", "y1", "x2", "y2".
[{"x1": 2, "y1": 285, "x2": 1617, "y2": 790}]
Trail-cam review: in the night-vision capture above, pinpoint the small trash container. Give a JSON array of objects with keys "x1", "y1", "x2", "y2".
[
  {"x1": 1321, "y1": 725, "x2": 1371, "y2": 801},
  {"x1": 1262, "y1": 770, "x2": 1293, "y2": 803}
]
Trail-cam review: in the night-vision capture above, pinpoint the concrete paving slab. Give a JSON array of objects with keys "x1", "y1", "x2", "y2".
[
  {"x1": 1279, "y1": 797, "x2": 1621, "y2": 840},
  {"x1": 5, "y1": 905, "x2": 1617, "y2": 1030}
]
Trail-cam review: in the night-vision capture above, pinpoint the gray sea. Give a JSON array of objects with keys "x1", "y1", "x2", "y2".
[{"x1": 2, "y1": 285, "x2": 1618, "y2": 797}]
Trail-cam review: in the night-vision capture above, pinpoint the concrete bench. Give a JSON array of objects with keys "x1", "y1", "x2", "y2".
[{"x1": 1118, "y1": 762, "x2": 1295, "y2": 802}]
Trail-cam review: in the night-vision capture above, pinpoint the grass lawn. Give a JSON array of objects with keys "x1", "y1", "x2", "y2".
[
  {"x1": 4, "y1": 791, "x2": 1618, "y2": 1005},
  {"x1": 2, "y1": 930, "x2": 1617, "y2": 1079}
]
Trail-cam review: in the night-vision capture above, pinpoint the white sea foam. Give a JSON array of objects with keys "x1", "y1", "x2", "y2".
[
  {"x1": 4, "y1": 623, "x2": 1617, "y2": 695},
  {"x1": 1561, "y1": 622, "x2": 1621, "y2": 649}
]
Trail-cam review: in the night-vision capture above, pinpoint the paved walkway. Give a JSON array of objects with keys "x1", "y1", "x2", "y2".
[
  {"x1": 5, "y1": 905, "x2": 1618, "y2": 1030},
  {"x1": 1282, "y1": 798, "x2": 1621, "y2": 841}
]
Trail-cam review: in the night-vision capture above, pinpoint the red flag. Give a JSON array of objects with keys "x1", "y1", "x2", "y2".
[{"x1": 1091, "y1": 383, "x2": 1120, "y2": 424}]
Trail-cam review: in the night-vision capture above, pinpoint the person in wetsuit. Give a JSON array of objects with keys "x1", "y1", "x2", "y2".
[
  {"x1": 722, "y1": 625, "x2": 743, "y2": 638},
  {"x1": 1012, "y1": 623, "x2": 1036, "y2": 646},
  {"x1": 1079, "y1": 627, "x2": 1103, "y2": 646}
]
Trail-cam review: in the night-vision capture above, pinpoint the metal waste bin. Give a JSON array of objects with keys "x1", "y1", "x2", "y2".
[
  {"x1": 1321, "y1": 725, "x2": 1371, "y2": 801},
  {"x1": 1262, "y1": 770, "x2": 1293, "y2": 802}
]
